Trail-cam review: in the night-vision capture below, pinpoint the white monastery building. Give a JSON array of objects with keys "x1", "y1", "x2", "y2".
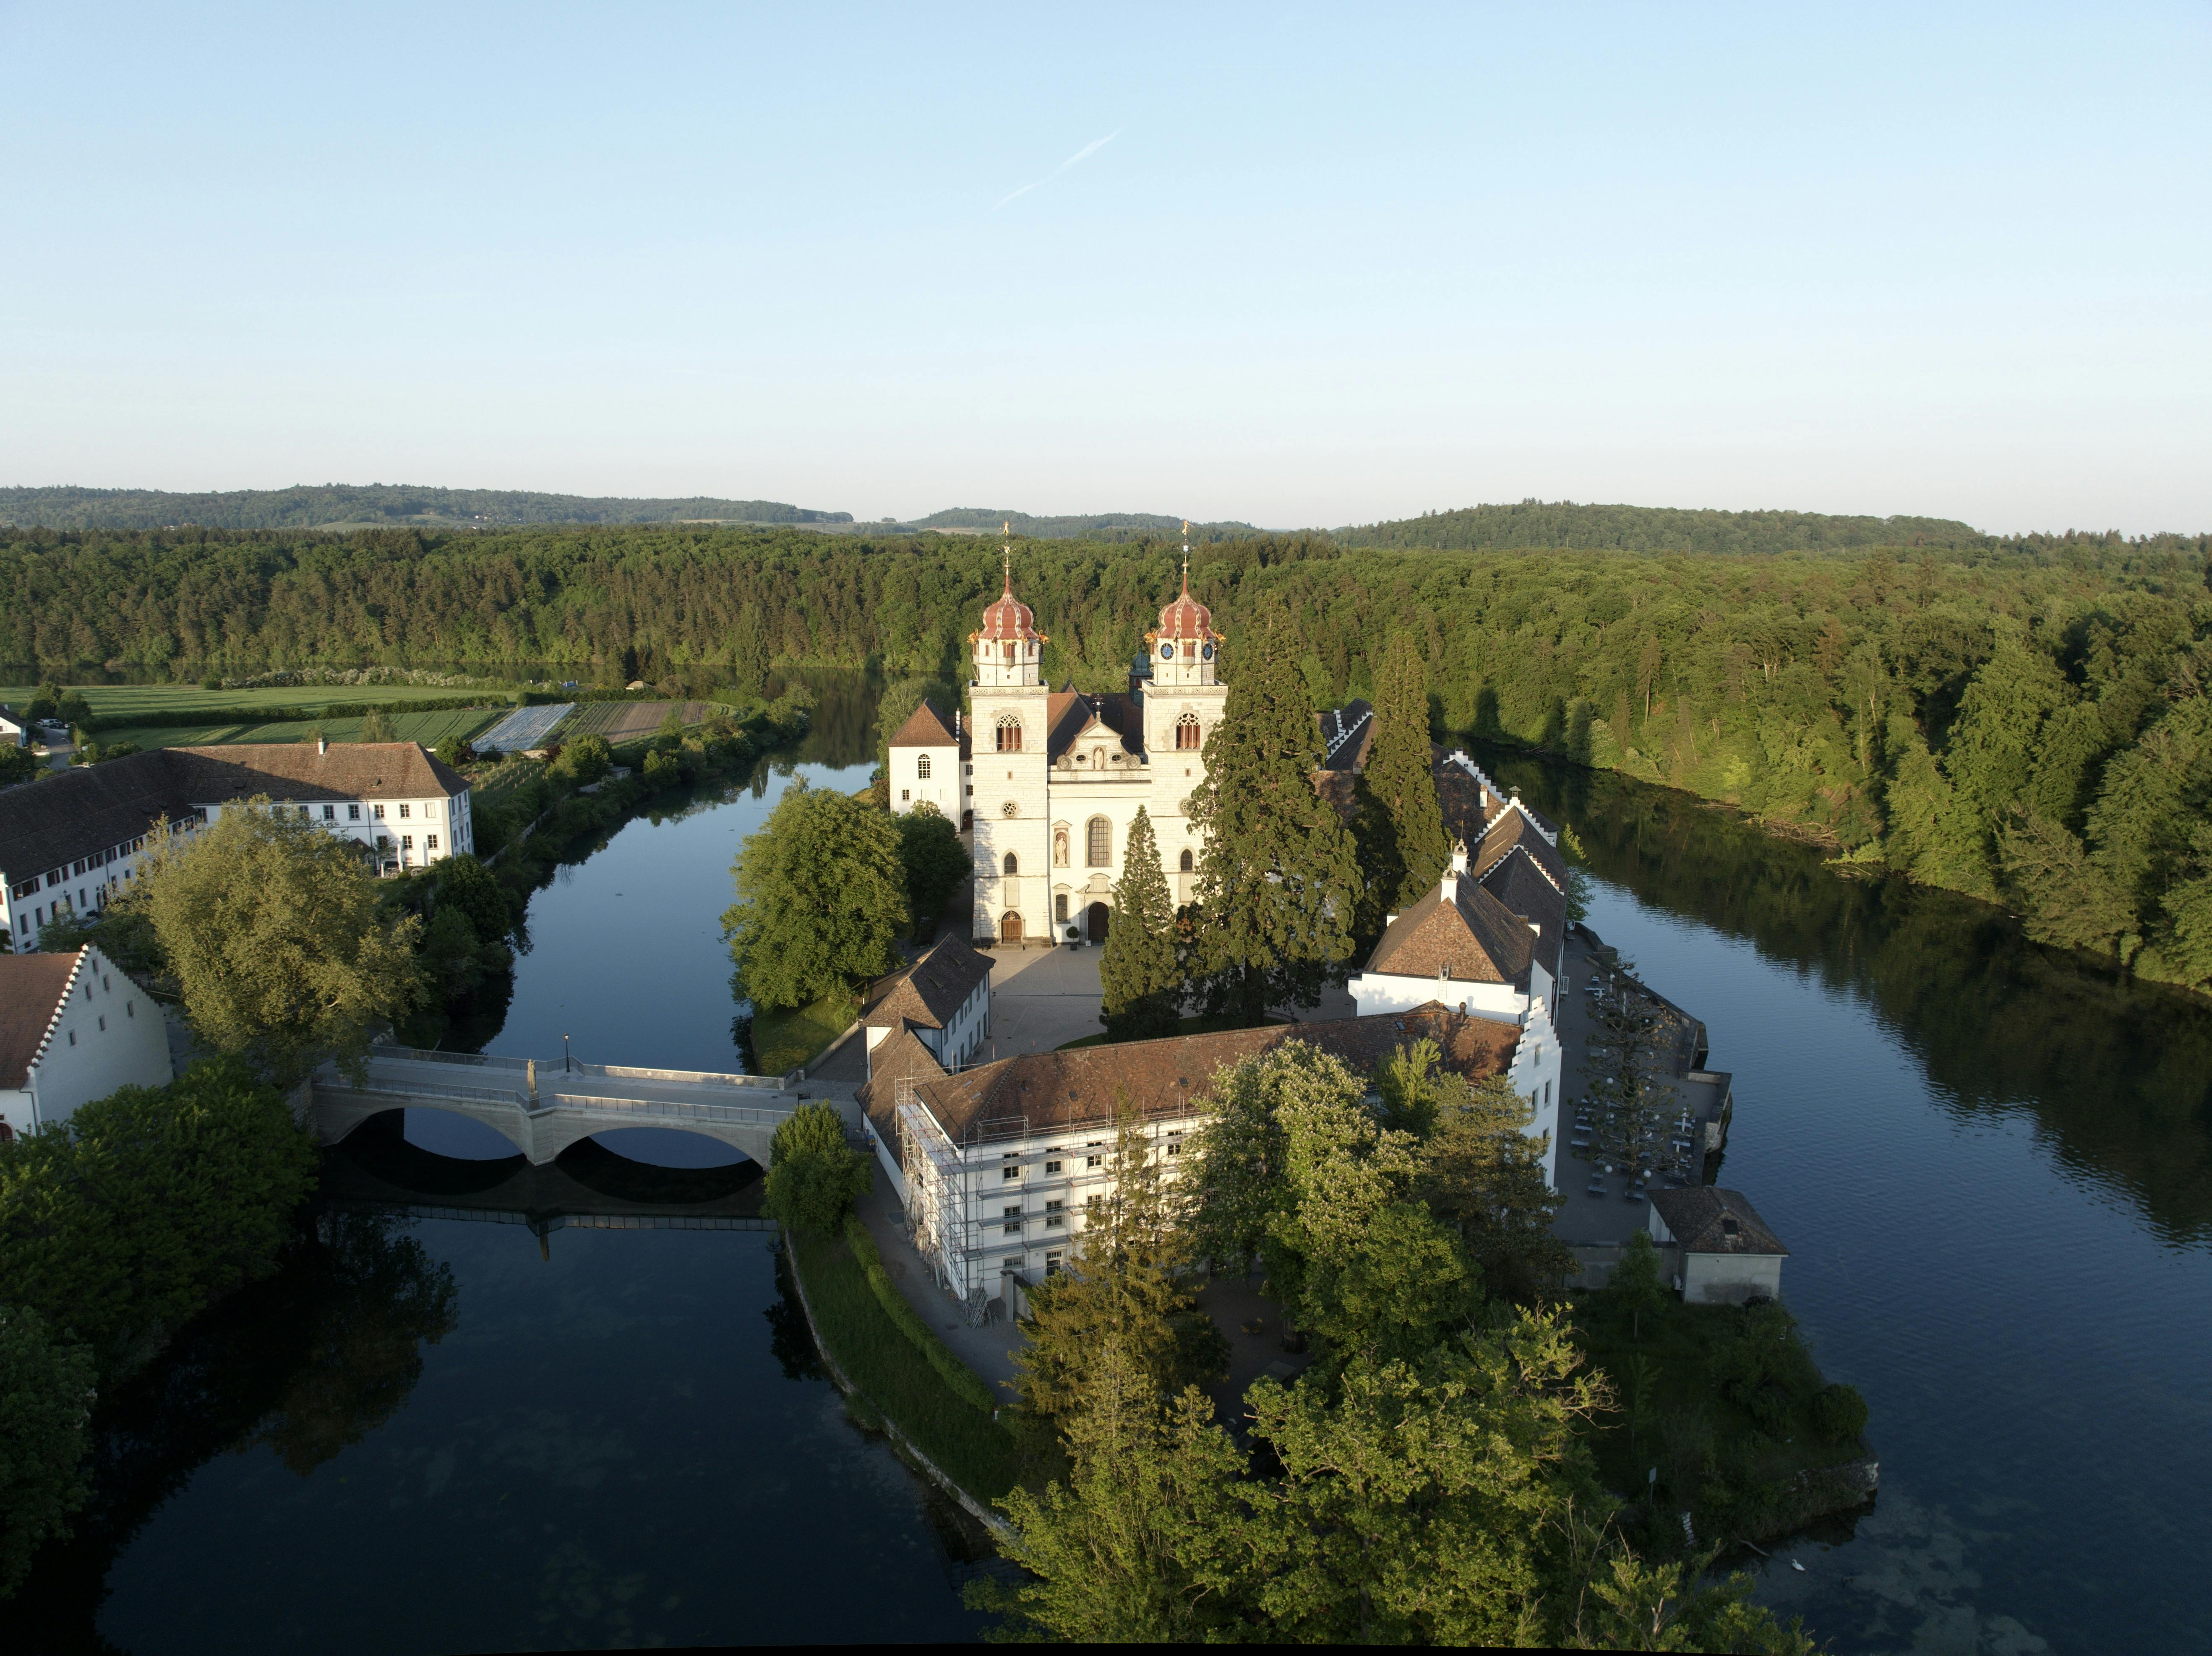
[
  {"x1": 0, "y1": 945, "x2": 173, "y2": 1139},
  {"x1": 0, "y1": 741, "x2": 472, "y2": 952},
  {"x1": 889, "y1": 540, "x2": 1227, "y2": 947}
]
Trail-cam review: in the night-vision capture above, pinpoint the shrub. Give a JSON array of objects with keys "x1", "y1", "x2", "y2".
[
  {"x1": 0, "y1": 1304, "x2": 97, "y2": 1599},
  {"x1": 763, "y1": 1102, "x2": 873, "y2": 1233},
  {"x1": 841, "y1": 1214, "x2": 996, "y2": 1413},
  {"x1": 642, "y1": 748, "x2": 680, "y2": 791},
  {"x1": 550, "y1": 733, "x2": 612, "y2": 786},
  {"x1": 1811, "y1": 1381, "x2": 1868, "y2": 1445}
]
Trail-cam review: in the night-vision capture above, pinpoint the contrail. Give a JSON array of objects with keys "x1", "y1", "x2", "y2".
[{"x1": 994, "y1": 129, "x2": 1122, "y2": 210}]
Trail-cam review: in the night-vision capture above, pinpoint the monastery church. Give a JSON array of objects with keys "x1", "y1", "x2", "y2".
[{"x1": 887, "y1": 542, "x2": 1229, "y2": 948}]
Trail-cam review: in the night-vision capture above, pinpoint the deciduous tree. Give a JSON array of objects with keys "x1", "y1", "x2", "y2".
[
  {"x1": 0, "y1": 1305, "x2": 96, "y2": 1599},
  {"x1": 723, "y1": 779, "x2": 907, "y2": 1010},
  {"x1": 893, "y1": 801, "x2": 968, "y2": 943},
  {"x1": 762, "y1": 1101, "x2": 873, "y2": 1234}
]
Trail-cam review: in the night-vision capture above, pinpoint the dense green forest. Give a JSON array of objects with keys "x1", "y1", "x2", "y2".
[
  {"x1": 1341, "y1": 499, "x2": 1987, "y2": 554},
  {"x1": 0, "y1": 485, "x2": 852, "y2": 531},
  {"x1": 898, "y1": 507, "x2": 1261, "y2": 540},
  {"x1": 4, "y1": 519, "x2": 2209, "y2": 994}
]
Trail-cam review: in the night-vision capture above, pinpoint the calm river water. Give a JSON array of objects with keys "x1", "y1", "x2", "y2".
[{"x1": 9, "y1": 721, "x2": 2207, "y2": 1652}]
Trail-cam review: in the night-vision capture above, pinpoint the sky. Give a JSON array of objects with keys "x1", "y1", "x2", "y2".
[{"x1": 2, "y1": 3, "x2": 2208, "y2": 534}]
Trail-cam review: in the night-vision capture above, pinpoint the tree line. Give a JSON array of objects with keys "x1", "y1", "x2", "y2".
[{"x1": 7, "y1": 519, "x2": 2209, "y2": 993}]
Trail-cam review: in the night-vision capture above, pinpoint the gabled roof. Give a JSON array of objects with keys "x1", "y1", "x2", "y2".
[
  {"x1": 1649, "y1": 1187, "x2": 1788, "y2": 1257},
  {"x1": 862, "y1": 1003, "x2": 1521, "y2": 1150},
  {"x1": 862, "y1": 935, "x2": 994, "y2": 1032},
  {"x1": 887, "y1": 698, "x2": 960, "y2": 749},
  {"x1": 1479, "y1": 846, "x2": 1567, "y2": 982},
  {"x1": 1473, "y1": 801, "x2": 1568, "y2": 892},
  {"x1": 1046, "y1": 690, "x2": 1146, "y2": 763},
  {"x1": 0, "y1": 949, "x2": 83, "y2": 1091},
  {"x1": 0, "y1": 743, "x2": 470, "y2": 887},
  {"x1": 1317, "y1": 701, "x2": 1374, "y2": 772},
  {"x1": 1364, "y1": 875, "x2": 1534, "y2": 986}
]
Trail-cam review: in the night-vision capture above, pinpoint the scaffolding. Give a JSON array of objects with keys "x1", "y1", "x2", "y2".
[{"x1": 895, "y1": 1080, "x2": 991, "y2": 1323}]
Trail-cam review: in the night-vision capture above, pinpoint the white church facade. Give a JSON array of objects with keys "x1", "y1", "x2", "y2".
[{"x1": 887, "y1": 548, "x2": 1227, "y2": 947}]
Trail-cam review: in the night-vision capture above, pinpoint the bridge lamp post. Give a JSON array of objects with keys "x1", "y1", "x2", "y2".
[{"x1": 564, "y1": 1033, "x2": 571, "y2": 1073}]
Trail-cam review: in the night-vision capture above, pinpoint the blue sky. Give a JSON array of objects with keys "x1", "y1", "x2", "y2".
[{"x1": 3, "y1": 3, "x2": 2207, "y2": 532}]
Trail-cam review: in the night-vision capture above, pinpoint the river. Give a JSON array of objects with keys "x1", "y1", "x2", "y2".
[{"x1": 11, "y1": 722, "x2": 2208, "y2": 1651}]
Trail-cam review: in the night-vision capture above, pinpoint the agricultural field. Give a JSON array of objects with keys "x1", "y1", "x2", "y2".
[
  {"x1": 557, "y1": 700, "x2": 723, "y2": 741},
  {"x1": 0, "y1": 681, "x2": 515, "y2": 718},
  {"x1": 92, "y1": 708, "x2": 503, "y2": 751}
]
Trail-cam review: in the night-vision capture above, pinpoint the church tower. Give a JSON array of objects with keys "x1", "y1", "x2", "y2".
[
  {"x1": 968, "y1": 527, "x2": 1051, "y2": 944},
  {"x1": 1142, "y1": 527, "x2": 1229, "y2": 903}
]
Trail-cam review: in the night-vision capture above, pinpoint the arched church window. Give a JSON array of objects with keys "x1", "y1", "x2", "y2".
[
  {"x1": 1003, "y1": 851, "x2": 1019, "y2": 877},
  {"x1": 1087, "y1": 817, "x2": 1110, "y2": 867},
  {"x1": 996, "y1": 715, "x2": 1022, "y2": 752},
  {"x1": 1054, "y1": 829, "x2": 1069, "y2": 867},
  {"x1": 916, "y1": 755, "x2": 932, "y2": 779},
  {"x1": 1179, "y1": 848, "x2": 1194, "y2": 872},
  {"x1": 1055, "y1": 893, "x2": 1069, "y2": 923},
  {"x1": 1176, "y1": 713, "x2": 1201, "y2": 750}
]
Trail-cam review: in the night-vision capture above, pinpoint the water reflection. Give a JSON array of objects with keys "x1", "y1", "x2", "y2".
[{"x1": 1479, "y1": 745, "x2": 2212, "y2": 1248}]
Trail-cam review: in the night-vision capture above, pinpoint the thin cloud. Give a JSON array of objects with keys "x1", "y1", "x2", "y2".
[{"x1": 993, "y1": 129, "x2": 1122, "y2": 210}]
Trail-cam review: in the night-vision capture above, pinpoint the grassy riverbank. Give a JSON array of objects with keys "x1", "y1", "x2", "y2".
[
  {"x1": 752, "y1": 992, "x2": 856, "y2": 1075},
  {"x1": 784, "y1": 1224, "x2": 1056, "y2": 1510}
]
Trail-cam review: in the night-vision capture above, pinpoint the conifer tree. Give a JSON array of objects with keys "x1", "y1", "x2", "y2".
[
  {"x1": 1186, "y1": 607, "x2": 1363, "y2": 1025},
  {"x1": 1362, "y1": 631, "x2": 1452, "y2": 911},
  {"x1": 1010, "y1": 1106, "x2": 1226, "y2": 1418},
  {"x1": 1098, "y1": 806, "x2": 1182, "y2": 1041}
]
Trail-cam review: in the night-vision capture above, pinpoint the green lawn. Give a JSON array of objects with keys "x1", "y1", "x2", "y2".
[
  {"x1": 751, "y1": 990, "x2": 857, "y2": 1075},
  {"x1": 1056, "y1": 1013, "x2": 1286, "y2": 1051},
  {"x1": 91, "y1": 709, "x2": 504, "y2": 751},
  {"x1": 0, "y1": 682, "x2": 512, "y2": 717},
  {"x1": 787, "y1": 1225, "x2": 1055, "y2": 1505}
]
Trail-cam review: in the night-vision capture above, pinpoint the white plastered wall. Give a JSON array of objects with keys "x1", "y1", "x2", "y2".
[{"x1": 7, "y1": 946, "x2": 174, "y2": 1134}]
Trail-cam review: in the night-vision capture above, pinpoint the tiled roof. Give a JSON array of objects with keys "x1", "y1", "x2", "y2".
[
  {"x1": 1472, "y1": 802, "x2": 1569, "y2": 892},
  {"x1": 1364, "y1": 876, "x2": 1534, "y2": 985},
  {"x1": 1317, "y1": 701, "x2": 1375, "y2": 772},
  {"x1": 0, "y1": 750, "x2": 188, "y2": 885},
  {"x1": 0, "y1": 950, "x2": 81, "y2": 1091},
  {"x1": 863, "y1": 1003, "x2": 1522, "y2": 1150},
  {"x1": 862, "y1": 935, "x2": 994, "y2": 1031},
  {"x1": 1479, "y1": 846, "x2": 1567, "y2": 982},
  {"x1": 1649, "y1": 1187, "x2": 1788, "y2": 1257},
  {"x1": 887, "y1": 699, "x2": 959, "y2": 748},
  {"x1": 1046, "y1": 690, "x2": 1146, "y2": 763},
  {"x1": 0, "y1": 743, "x2": 467, "y2": 887}
]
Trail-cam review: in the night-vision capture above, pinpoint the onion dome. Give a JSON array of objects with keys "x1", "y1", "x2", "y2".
[
  {"x1": 1156, "y1": 568, "x2": 1213, "y2": 642},
  {"x1": 978, "y1": 567, "x2": 1041, "y2": 642}
]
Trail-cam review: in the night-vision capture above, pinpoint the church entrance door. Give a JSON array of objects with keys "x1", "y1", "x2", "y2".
[
  {"x1": 1001, "y1": 911, "x2": 1023, "y2": 943},
  {"x1": 1085, "y1": 902, "x2": 1110, "y2": 945}
]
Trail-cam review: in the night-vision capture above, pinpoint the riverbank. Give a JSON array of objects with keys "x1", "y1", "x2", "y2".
[{"x1": 780, "y1": 1220, "x2": 1058, "y2": 1529}]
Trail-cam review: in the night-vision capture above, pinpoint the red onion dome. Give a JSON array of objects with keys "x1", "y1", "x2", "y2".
[
  {"x1": 1156, "y1": 571, "x2": 1213, "y2": 641},
  {"x1": 977, "y1": 570, "x2": 1041, "y2": 642}
]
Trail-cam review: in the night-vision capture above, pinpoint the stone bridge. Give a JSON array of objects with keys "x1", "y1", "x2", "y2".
[{"x1": 306, "y1": 1045, "x2": 858, "y2": 1166}]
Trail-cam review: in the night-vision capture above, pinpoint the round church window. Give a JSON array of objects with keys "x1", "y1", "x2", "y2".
[{"x1": 1002, "y1": 799, "x2": 1019, "y2": 818}]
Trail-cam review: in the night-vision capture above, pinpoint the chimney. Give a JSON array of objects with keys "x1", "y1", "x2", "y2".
[
  {"x1": 1439, "y1": 868, "x2": 1457, "y2": 902},
  {"x1": 318, "y1": 735, "x2": 328, "y2": 756}
]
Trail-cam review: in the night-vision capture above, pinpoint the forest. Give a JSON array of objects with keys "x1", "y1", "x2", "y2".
[
  {"x1": 3, "y1": 518, "x2": 2208, "y2": 995},
  {"x1": 0, "y1": 484, "x2": 852, "y2": 532}
]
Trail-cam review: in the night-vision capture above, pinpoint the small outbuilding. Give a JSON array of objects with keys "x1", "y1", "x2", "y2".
[
  {"x1": 0, "y1": 945, "x2": 174, "y2": 1139},
  {"x1": 1647, "y1": 1186, "x2": 1788, "y2": 1305}
]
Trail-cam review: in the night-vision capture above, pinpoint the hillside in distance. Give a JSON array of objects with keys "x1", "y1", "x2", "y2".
[
  {"x1": 899, "y1": 507, "x2": 1263, "y2": 542},
  {"x1": 0, "y1": 484, "x2": 853, "y2": 531},
  {"x1": 1338, "y1": 499, "x2": 1988, "y2": 555}
]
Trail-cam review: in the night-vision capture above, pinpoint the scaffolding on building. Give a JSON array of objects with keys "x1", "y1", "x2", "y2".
[{"x1": 895, "y1": 1078, "x2": 992, "y2": 1324}]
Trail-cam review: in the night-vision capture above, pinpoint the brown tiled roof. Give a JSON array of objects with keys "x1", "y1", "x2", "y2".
[
  {"x1": 0, "y1": 950, "x2": 81, "y2": 1091},
  {"x1": 1473, "y1": 803, "x2": 1569, "y2": 892},
  {"x1": 169, "y1": 742, "x2": 468, "y2": 805},
  {"x1": 1479, "y1": 847, "x2": 1567, "y2": 981},
  {"x1": 1317, "y1": 701, "x2": 1374, "y2": 772},
  {"x1": 859, "y1": 1027, "x2": 950, "y2": 1166},
  {"x1": 1435, "y1": 754, "x2": 1495, "y2": 844},
  {"x1": 0, "y1": 743, "x2": 468, "y2": 889},
  {"x1": 0, "y1": 750, "x2": 187, "y2": 885},
  {"x1": 1365, "y1": 876, "x2": 1534, "y2": 985},
  {"x1": 862, "y1": 935, "x2": 994, "y2": 1031},
  {"x1": 868, "y1": 1004, "x2": 1521, "y2": 1149},
  {"x1": 887, "y1": 699, "x2": 959, "y2": 748},
  {"x1": 1649, "y1": 1187, "x2": 1788, "y2": 1257}
]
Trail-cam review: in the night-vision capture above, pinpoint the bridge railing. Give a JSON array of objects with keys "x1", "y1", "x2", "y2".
[
  {"x1": 536, "y1": 1091, "x2": 794, "y2": 1127},
  {"x1": 318, "y1": 1077, "x2": 527, "y2": 1108},
  {"x1": 367, "y1": 1045, "x2": 796, "y2": 1092}
]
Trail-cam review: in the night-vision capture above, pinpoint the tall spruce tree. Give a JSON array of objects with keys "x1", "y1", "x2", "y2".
[
  {"x1": 1009, "y1": 1107, "x2": 1226, "y2": 1418},
  {"x1": 1098, "y1": 806, "x2": 1183, "y2": 1041},
  {"x1": 1186, "y1": 607, "x2": 1364, "y2": 1026},
  {"x1": 1362, "y1": 630, "x2": 1453, "y2": 911}
]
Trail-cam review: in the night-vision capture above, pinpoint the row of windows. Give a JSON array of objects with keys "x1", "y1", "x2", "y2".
[{"x1": 986, "y1": 713, "x2": 1203, "y2": 754}]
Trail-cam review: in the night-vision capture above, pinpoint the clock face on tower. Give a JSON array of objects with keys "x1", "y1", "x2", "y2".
[
  {"x1": 1159, "y1": 642, "x2": 1175, "y2": 660},
  {"x1": 1202, "y1": 642, "x2": 1215, "y2": 661}
]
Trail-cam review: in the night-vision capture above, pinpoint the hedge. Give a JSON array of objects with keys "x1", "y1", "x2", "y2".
[{"x1": 842, "y1": 1213, "x2": 997, "y2": 1413}]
